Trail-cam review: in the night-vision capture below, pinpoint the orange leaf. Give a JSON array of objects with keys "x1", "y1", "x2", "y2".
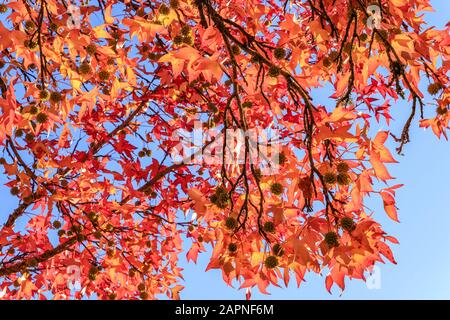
[
  {"x1": 380, "y1": 191, "x2": 399, "y2": 222},
  {"x1": 370, "y1": 150, "x2": 393, "y2": 180},
  {"x1": 187, "y1": 188, "x2": 207, "y2": 214}
]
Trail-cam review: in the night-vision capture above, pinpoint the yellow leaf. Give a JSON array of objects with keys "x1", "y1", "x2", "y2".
[
  {"x1": 93, "y1": 25, "x2": 113, "y2": 39},
  {"x1": 251, "y1": 252, "x2": 264, "y2": 267},
  {"x1": 104, "y1": 5, "x2": 114, "y2": 24}
]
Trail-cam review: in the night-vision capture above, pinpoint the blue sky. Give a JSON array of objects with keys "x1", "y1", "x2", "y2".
[{"x1": 179, "y1": 1, "x2": 450, "y2": 299}]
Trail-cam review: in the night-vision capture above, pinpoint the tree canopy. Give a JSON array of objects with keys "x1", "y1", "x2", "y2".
[{"x1": 0, "y1": 0, "x2": 448, "y2": 299}]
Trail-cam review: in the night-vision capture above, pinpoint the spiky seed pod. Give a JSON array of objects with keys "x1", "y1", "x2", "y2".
[
  {"x1": 28, "y1": 258, "x2": 38, "y2": 267},
  {"x1": 182, "y1": 35, "x2": 193, "y2": 45},
  {"x1": 52, "y1": 220, "x2": 62, "y2": 229},
  {"x1": 173, "y1": 35, "x2": 184, "y2": 45},
  {"x1": 78, "y1": 62, "x2": 91, "y2": 75},
  {"x1": 29, "y1": 105, "x2": 38, "y2": 115},
  {"x1": 272, "y1": 243, "x2": 284, "y2": 256},
  {"x1": 278, "y1": 152, "x2": 287, "y2": 166},
  {"x1": 137, "y1": 283, "x2": 145, "y2": 291},
  {"x1": 390, "y1": 61, "x2": 403, "y2": 75},
  {"x1": 428, "y1": 83, "x2": 442, "y2": 95},
  {"x1": 36, "y1": 112, "x2": 48, "y2": 124},
  {"x1": 242, "y1": 101, "x2": 253, "y2": 108},
  {"x1": 180, "y1": 25, "x2": 191, "y2": 36},
  {"x1": 50, "y1": 91, "x2": 62, "y2": 103},
  {"x1": 336, "y1": 162, "x2": 350, "y2": 173},
  {"x1": 10, "y1": 186, "x2": 20, "y2": 196},
  {"x1": 323, "y1": 57, "x2": 332, "y2": 68},
  {"x1": 329, "y1": 50, "x2": 339, "y2": 61},
  {"x1": 270, "y1": 182, "x2": 283, "y2": 195},
  {"x1": 217, "y1": 187, "x2": 228, "y2": 198},
  {"x1": 138, "y1": 150, "x2": 146, "y2": 157},
  {"x1": 0, "y1": 4, "x2": 7, "y2": 13},
  {"x1": 25, "y1": 20, "x2": 35, "y2": 30},
  {"x1": 253, "y1": 168, "x2": 262, "y2": 181},
  {"x1": 360, "y1": 33, "x2": 368, "y2": 42},
  {"x1": 76, "y1": 234, "x2": 87, "y2": 242},
  {"x1": 250, "y1": 54, "x2": 260, "y2": 63},
  {"x1": 89, "y1": 266, "x2": 99, "y2": 276},
  {"x1": 340, "y1": 217, "x2": 356, "y2": 232},
  {"x1": 23, "y1": 40, "x2": 31, "y2": 47},
  {"x1": 90, "y1": 230, "x2": 100, "y2": 240},
  {"x1": 39, "y1": 89, "x2": 50, "y2": 101},
  {"x1": 324, "y1": 231, "x2": 339, "y2": 248},
  {"x1": 86, "y1": 44, "x2": 97, "y2": 55},
  {"x1": 274, "y1": 47, "x2": 286, "y2": 60},
  {"x1": 170, "y1": 0, "x2": 180, "y2": 9},
  {"x1": 159, "y1": 4, "x2": 170, "y2": 15},
  {"x1": 58, "y1": 229, "x2": 66, "y2": 237},
  {"x1": 211, "y1": 186, "x2": 229, "y2": 208},
  {"x1": 140, "y1": 292, "x2": 149, "y2": 300},
  {"x1": 209, "y1": 193, "x2": 219, "y2": 204},
  {"x1": 144, "y1": 241, "x2": 154, "y2": 250},
  {"x1": 15, "y1": 129, "x2": 24, "y2": 137},
  {"x1": 206, "y1": 102, "x2": 216, "y2": 112},
  {"x1": 436, "y1": 107, "x2": 448, "y2": 116},
  {"x1": 0, "y1": 158, "x2": 6, "y2": 165},
  {"x1": 377, "y1": 29, "x2": 388, "y2": 40},
  {"x1": 108, "y1": 293, "x2": 117, "y2": 300},
  {"x1": 228, "y1": 243, "x2": 237, "y2": 252},
  {"x1": 343, "y1": 42, "x2": 353, "y2": 54},
  {"x1": 231, "y1": 45, "x2": 241, "y2": 55},
  {"x1": 49, "y1": 22, "x2": 58, "y2": 32},
  {"x1": 264, "y1": 255, "x2": 279, "y2": 269},
  {"x1": 25, "y1": 40, "x2": 38, "y2": 49},
  {"x1": 98, "y1": 70, "x2": 110, "y2": 81},
  {"x1": 88, "y1": 212, "x2": 98, "y2": 222},
  {"x1": 323, "y1": 172, "x2": 337, "y2": 185},
  {"x1": 267, "y1": 65, "x2": 280, "y2": 77},
  {"x1": 225, "y1": 217, "x2": 237, "y2": 230},
  {"x1": 263, "y1": 221, "x2": 275, "y2": 233},
  {"x1": 337, "y1": 173, "x2": 351, "y2": 186},
  {"x1": 197, "y1": 235, "x2": 203, "y2": 242},
  {"x1": 25, "y1": 133, "x2": 34, "y2": 142}
]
